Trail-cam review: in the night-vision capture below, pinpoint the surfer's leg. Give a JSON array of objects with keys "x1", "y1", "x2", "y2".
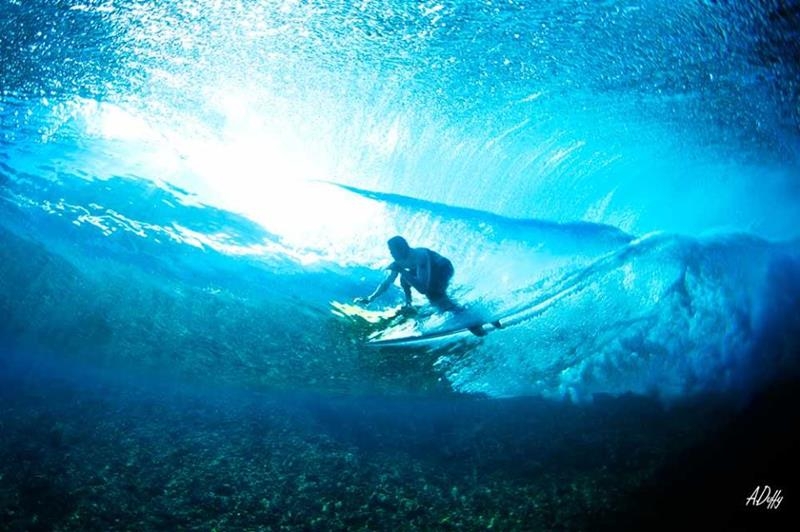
[
  {"x1": 427, "y1": 264, "x2": 459, "y2": 312},
  {"x1": 429, "y1": 293, "x2": 459, "y2": 312}
]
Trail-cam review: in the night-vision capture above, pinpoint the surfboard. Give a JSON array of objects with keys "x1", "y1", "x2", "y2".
[
  {"x1": 360, "y1": 301, "x2": 508, "y2": 347},
  {"x1": 333, "y1": 296, "x2": 552, "y2": 348},
  {"x1": 365, "y1": 289, "x2": 568, "y2": 348},
  {"x1": 367, "y1": 318, "x2": 504, "y2": 347},
  {"x1": 330, "y1": 301, "x2": 406, "y2": 325},
  {"x1": 331, "y1": 301, "x2": 441, "y2": 341}
]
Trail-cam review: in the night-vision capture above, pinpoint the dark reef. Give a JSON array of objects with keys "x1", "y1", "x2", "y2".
[{"x1": 1, "y1": 353, "x2": 796, "y2": 531}]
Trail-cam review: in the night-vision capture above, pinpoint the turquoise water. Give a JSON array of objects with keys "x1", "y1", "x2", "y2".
[{"x1": 1, "y1": 0, "x2": 798, "y2": 529}]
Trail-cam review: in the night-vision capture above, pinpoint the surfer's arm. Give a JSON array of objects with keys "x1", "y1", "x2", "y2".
[
  {"x1": 357, "y1": 268, "x2": 399, "y2": 305},
  {"x1": 401, "y1": 276, "x2": 413, "y2": 305}
]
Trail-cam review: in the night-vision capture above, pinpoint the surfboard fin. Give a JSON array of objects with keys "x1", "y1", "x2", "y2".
[{"x1": 468, "y1": 325, "x2": 488, "y2": 337}]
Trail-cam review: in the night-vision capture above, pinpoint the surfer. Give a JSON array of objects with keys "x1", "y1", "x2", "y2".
[
  {"x1": 355, "y1": 236, "x2": 502, "y2": 337},
  {"x1": 355, "y1": 235, "x2": 458, "y2": 313}
]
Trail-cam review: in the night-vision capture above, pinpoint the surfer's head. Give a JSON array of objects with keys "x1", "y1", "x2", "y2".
[{"x1": 387, "y1": 235, "x2": 410, "y2": 260}]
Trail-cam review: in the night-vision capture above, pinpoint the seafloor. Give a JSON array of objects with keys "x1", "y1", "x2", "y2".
[{"x1": 1, "y1": 353, "x2": 796, "y2": 531}]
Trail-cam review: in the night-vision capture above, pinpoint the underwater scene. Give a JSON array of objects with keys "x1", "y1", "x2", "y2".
[{"x1": 1, "y1": 0, "x2": 799, "y2": 530}]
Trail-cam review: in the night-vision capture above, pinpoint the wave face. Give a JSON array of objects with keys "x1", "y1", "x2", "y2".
[
  {"x1": 1, "y1": 0, "x2": 799, "y2": 400},
  {"x1": 2, "y1": 171, "x2": 798, "y2": 400}
]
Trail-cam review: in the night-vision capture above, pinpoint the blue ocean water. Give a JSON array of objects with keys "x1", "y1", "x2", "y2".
[{"x1": 1, "y1": 0, "x2": 799, "y2": 529}]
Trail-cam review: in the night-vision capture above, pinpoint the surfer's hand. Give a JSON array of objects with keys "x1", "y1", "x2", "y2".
[{"x1": 354, "y1": 296, "x2": 372, "y2": 306}]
